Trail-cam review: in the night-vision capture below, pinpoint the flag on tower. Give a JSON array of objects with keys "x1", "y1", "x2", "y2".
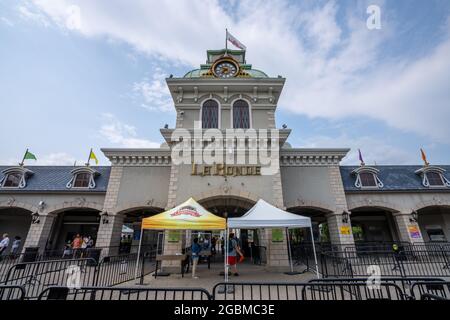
[
  {"x1": 358, "y1": 149, "x2": 365, "y2": 166},
  {"x1": 88, "y1": 149, "x2": 99, "y2": 165},
  {"x1": 420, "y1": 148, "x2": 429, "y2": 166},
  {"x1": 226, "y1": 30, "x2": 246, "y2": 50},
  {"x1": 20, "y1": 149, "x2": 37, "y2": 166}
]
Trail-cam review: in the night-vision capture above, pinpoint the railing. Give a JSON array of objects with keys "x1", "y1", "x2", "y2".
[
  {"x1": 411, "y1": 281, "x2": 450, "y2": 300},
  {"x1": 0, "y1": 285, "x2": 26, "y2": 300},
  {"x1": 38, "y1": 286, "x2": 212, "y2": 300},
  {"x1": 212, "y1": 281, "x2": 405, "y2": 300}
]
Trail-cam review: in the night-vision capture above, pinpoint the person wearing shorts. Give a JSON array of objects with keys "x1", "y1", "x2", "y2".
[
  {"x1": 191, "y1": 237, "x2": 201, "y2": 279},
  {"x1": 227, "y1": 233, "x2": 243, "y2": 276}
]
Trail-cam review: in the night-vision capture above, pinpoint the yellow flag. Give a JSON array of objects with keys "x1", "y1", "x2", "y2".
[{"x1": 89, "y1": 149, "x2": 99, "y2": 165}]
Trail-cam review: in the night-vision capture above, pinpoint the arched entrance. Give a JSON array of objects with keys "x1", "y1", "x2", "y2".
[
  {"x1": 349, "y1": 207, "x2": 399, "y2": 243},
  {"x1": 286, "y1": 207, "x2": 332, "y2": 246},
  {"x1": 0, "y1": 207, "x2": 32, "y2": 254},
  {"x1": 198, "y1": 196, "x2": 256, "y2": 258},
  {"x1": 116, "y1": 206, "x2": 165, "y2": 253},
  {"x1": 48, "y1": 208, "x2": 102, "y2": 251},
  {"x1": 417, "y1": 205, "x2": 450, "y2": 242}
]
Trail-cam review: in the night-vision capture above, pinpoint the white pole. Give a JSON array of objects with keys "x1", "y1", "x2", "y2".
[
  {"x1": 225, "y1": 226, "x2": 229, "y2": 283},
  {"x1": 286, "y1": 227, "x2": 294, "y2": 273},
  {"x1": 134, "y1": 226, "x2": 144, "y2": 280},
  {"x1": 309, "y1": 225, "x2": 320, "y2": 279}
]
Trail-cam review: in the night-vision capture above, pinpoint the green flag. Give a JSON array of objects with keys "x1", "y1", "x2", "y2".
[{"x1": 24, "y1": 150, "x2": 37, "y2": 160}]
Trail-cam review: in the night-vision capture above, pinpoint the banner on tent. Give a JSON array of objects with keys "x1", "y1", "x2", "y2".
[{"x1": 271, "y1": 229, "x2": 284, "y2": 242}]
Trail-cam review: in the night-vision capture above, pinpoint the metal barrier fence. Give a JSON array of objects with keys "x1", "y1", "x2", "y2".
[
  {"x1": 411, "y1": 281, "x2": 450, "y2": 300},
  {"x1": 3, "y1": 258, "x2": 98, "y2": 299},
  {"x1": 212, "y1": 281, "x2": 406, "y2": 300},
  {"x1": 0, "y1": 285, "x2": 26, "y2": 300},
  {"x1": 315, "y1": 248, "x2": 450, "y2": 278},
  {"x1": 37, "y1": 286, "x2": 212, "y2": 300},
  {"x1": 2, "y1": 250, "x2": 156, "y2": 299}
]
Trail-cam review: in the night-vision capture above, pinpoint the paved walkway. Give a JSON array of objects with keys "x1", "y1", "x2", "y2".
[{"x1": 120, "y1": 260, "x2": 316, "y2": 293}]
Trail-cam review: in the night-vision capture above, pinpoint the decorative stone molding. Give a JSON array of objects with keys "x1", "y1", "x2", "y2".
[
  {"x1": 347, "y1": 199, "x2": 402, "y2": 213},
  {"x1": 191, "y1": 187, "x2": 259, "y2": 205},
  {"x1": 280, "y1": 148, "x2": 349, "y2": 166},
  {"x1": 45, "y1": 201, "x2": 104, "y2": 215},
  {"x1": 412, "y1": 198, "x2": 450, "y2": 211},
  {"x1": 284, "y1": 199, "x2": 335, "y2": 214},
  {"x1": 0, "y1": 199, "x2": 37, "y2": 213},
  {"x1": 113, "y1": 200, "x2": 167, "y2": 215},
  {"x1": 101, "y1": 149, "x2": 172, "y2": 166}
]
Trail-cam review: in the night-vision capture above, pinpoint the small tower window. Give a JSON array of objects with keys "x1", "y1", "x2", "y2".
[
  {"x1": 352, "y1": 167, "x2": 383, "y2": 189},
  {"x1": 233, "y1": 99, "x2": 250, "y2": 129},
  {"x1": 3, "y1": 172, "x2": 23, "y2": 188},
  {"x1": 66, "y1": 167, "x2": 100, "y2": 189},
  {"x1": 426, "y1": 171, "x2": 444, "y2": 186},
  {"x1": 359, "y1": 172, "x2": 377, "y2": 187},
  {"x1": 73, "y1": 173, "x2": 91, "y2": 188},
  {"x1": 0, "y1": 167, "x2": 33, "y2": 189},
  {"x1": 201, "y1": 99, "x2": 219, "y2": 129}
]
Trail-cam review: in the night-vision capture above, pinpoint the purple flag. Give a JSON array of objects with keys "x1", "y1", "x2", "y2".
[{"x1": 358, "y1": 149, "x2": 365, "y2": 165}]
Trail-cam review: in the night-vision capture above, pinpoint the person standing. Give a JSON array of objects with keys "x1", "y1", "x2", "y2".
[
  {"x1": 227, "y1": 232, "x2": 243, "y2": 276},
  {"x1": 11, "y1": 236, "x2": 21, "y2": 255},
  {"x1": 72, "y1": 234, "x2": 82, "y2": 258},
  {"x1": 0, "y1": 233, "x2": 10, "y2": 257},
  {"x1": 191, "y1": 237, "x2": 201, "y2": 279}
]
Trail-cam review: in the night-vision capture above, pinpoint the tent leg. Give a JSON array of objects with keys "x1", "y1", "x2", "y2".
[
  {"x1": 310, "y1": 226, "x2": 320, "y2": 279},
  {"x1": 134, "y1": 227, "x2": 144, "y2": 282},
  {"x1": 284, "y1": 227, "x2": 302, "y2": 275},
  {"x1": 218, "y1": 226, "x2": 234, "y2": 294}
]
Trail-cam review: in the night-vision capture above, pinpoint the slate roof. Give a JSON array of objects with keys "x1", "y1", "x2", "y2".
[
  {"x1": 340, "y1": 165, "x2": 450, "y2": 192},
  {"x1": 0, "y1": 166, "x2": 110, "y2": 193}
]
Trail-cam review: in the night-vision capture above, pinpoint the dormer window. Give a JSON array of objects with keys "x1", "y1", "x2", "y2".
[
  {"x1": 352, "y1": 167, "x2": 383, "y2": 189},
  {"x1": 415, "y1": 166, "x2": 450, "y2": 188},
  {"x1": 0, "y1": 167, "x2": 34, "y2": 189},
  {"x1": 66, "y1": 167, "x2": 100, "y2": 189}
]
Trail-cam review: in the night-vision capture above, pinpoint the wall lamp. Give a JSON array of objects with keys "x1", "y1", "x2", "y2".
[
  {"x1": 410, "y1": 210, "x2": 418, "y2": 223},
  {"x1": 342, "y1": 210, "x2": 351, "y2": 224},
  {"x1": 31, "y1": 211, "x2": 40, "y2": 224},
  {"x1": 101, "y1": 211, "x2": 109, "y2": 224}
]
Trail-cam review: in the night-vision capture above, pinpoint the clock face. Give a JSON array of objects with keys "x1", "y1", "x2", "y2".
[{"x1": 213, "y1": 60, "x2": 238, "y2": 78}]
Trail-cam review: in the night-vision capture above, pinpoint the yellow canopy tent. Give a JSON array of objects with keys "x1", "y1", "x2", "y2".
[
  {"x1": 134, "y1": 198, "x2": 226, "y2": 278},
  {"x1": 141, "y1": 197, "x2": 226, "y2": 230}
]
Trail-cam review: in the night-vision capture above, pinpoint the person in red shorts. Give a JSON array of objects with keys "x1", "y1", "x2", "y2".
[{"x1": 227, "y1": 233, "x2": 243, "y2": 276}]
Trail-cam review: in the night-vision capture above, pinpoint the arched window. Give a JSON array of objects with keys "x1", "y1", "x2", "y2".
[
  {"x1": 66, "y1": 167, "x2": 99, "y2": 189},
  {"x1": 233, "y1": 99, "x2": 250, "y2": 129},
  {"x1": 201, "y1": 99, "x2": 219, "y2": 129},
  {"x1": 0, "y1": 167, "x2": 34, "y2": 189},
  {"x1": 352, "y1": 167, "x2": 383, "y2": 189},
  {"x1": 415, "y1": 166, "x2": 450, "y2": 188}
]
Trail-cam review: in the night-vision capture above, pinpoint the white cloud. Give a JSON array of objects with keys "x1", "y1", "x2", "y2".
[
  {"x1": 301, "y1": 134, "x2": 412, "y2": 165},
  {"x1": 133, "y1": 68, "x2": 173, "y2": 113},
  {"x1": 17, "y1": 3, "x2": 50, "y2": 27},
  {"x1": 25, "y1": 0, "x2": 450, "y2": 143},
  {"x1": 99, "y1": 113, "x2": 160, "y2": 148},
  {"x1": 1, "y1": 16, "x2": 14, "y2": 27}
]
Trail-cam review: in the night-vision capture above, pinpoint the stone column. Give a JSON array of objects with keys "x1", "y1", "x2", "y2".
[
  {"x1": 393, "y1": 213, "x2": 423, "y2": 243},
  {"x1": 327, "y1": 166, "x2": 355, "y2": 249},
  {"x1": 326, "y1": 213, "x2": 354, "y2": 249},
  {"x1": 262, "y1": 229, "x2": 290, "y2": 271},
  {"x1": 96, "y1": 166, "x2": 124, "y2": 256},
  {"x1": 96, "y1": 214, "x2": 124, "y2": 256},
  {"x1": 22, "y1": 214, "x2": 56, "y2": 253}
]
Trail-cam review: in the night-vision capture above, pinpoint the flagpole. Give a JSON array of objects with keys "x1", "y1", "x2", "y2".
[
  {"x1": 20, "y1": 148, "x2": 28, "y2": 167},
  {"x1": 86, "y1": 148, "x2": 92, "y2": 166},
  {"x1": 225, "y1": 28, "x2": 228, "y2": 53}
]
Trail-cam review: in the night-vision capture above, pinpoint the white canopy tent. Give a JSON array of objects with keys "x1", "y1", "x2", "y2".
[{"x1": 227, "y1": 199, "x2": 320, "y2": 279}]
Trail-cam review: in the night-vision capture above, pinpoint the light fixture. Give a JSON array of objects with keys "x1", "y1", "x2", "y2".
[
  {"x1": 342, "y1": 210, "x2": 350, "y2": 224},
  {"x1": 410, "y1": 210, "x2": 418, "y2": 223},
  {"x1": 38, "y1": 200, "x2": 45, "y2": 212},
  {"x1": 31, "y1": 211, "x2": 40, "y2": 224},
  {"x1": 101, "y1": 211, "x2": 109, "y2": 224}
]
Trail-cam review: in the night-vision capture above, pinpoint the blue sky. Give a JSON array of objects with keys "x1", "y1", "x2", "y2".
[{"x1": 0, "y1": 0, "x2": 449, "y2": 166}]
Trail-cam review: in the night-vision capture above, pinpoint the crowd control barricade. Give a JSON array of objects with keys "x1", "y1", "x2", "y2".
[
  {"x1": 38, "y1": 286, "x2": 212, "y2": 300},
  {"x1": 0, "y1": 285, "x2": 26, "y2": 300}
]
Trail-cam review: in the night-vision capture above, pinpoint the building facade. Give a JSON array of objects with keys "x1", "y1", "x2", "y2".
[{"x1": 1, "y1": 47, "x2": 450, "y2": 270}]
